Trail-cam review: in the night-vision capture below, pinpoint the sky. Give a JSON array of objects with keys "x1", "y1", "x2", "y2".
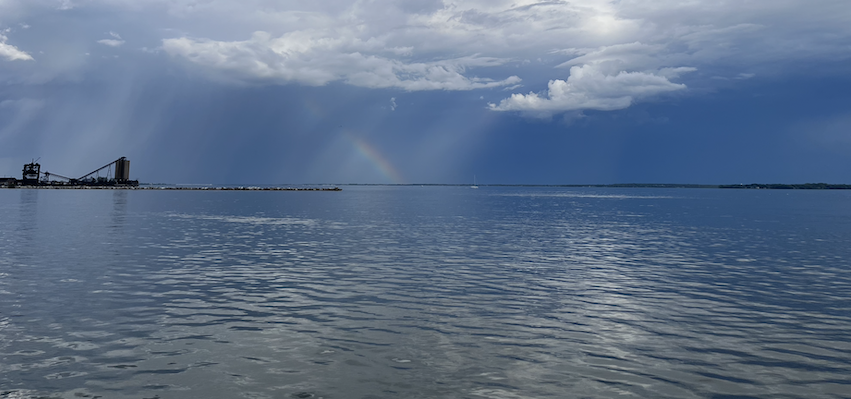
[{"x1": 1, "y1": 0, "x2": 850, "y2": 185}]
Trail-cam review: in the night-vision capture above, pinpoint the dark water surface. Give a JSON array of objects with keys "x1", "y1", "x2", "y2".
[{"x1": 1, "y1": 186, "x2": 850, "y2": 398}]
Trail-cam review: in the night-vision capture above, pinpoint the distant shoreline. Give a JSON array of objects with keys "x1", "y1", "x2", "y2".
[
  {"x1": 343, "y1": 183, "x2": 851, "y2": 190},
  {"x1": 0, "y1": 185, "x2": 342, "y2": 191},
  {"x1": 3, "y1": 183, "x2": 850, "y2": 190}
]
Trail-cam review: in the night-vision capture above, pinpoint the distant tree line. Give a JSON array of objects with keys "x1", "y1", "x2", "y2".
[{"x1": 718, "y1": 183, "x2": 851, "y2": 190}]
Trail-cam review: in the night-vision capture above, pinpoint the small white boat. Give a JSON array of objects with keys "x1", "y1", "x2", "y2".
[{"x1": 471, "y1": 175, "x2": 478, "y2": 189}]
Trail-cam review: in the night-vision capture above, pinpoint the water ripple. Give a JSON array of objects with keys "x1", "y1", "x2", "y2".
[{"x1": 1, "y1": 187, "x2": 850, "y2": 398}]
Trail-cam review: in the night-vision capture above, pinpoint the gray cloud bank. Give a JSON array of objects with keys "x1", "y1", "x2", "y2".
[{"x1": 1, "y1": 0, "x2": 850, "y2": 115}]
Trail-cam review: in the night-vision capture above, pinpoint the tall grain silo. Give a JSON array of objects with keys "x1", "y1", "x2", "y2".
[{"x1": 115, "y1": 157, "x2": 130, "y2": 181}]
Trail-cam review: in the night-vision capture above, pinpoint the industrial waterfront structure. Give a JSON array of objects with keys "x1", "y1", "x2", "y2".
[{"x1": 2, "y1": 157, "x2": 139, "y2": 187}]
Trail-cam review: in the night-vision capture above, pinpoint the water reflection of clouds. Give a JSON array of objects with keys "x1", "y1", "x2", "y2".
[
  {"x1": 496, "y1": 191, "x2": 677, "y2": 200},
  {"x1": 166, "y1": 213, "x2": 318, "y2": 227},
  {"x1": 492, "y1": 211, "x2": 851, "y2": 397},
  {"x1": 3, "y1": 189, "x2": 851, "y2": 398}
]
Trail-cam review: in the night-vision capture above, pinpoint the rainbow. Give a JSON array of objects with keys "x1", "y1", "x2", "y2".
[{"x1": 346, "y1": 133, "x2": 404, "y2": 184}]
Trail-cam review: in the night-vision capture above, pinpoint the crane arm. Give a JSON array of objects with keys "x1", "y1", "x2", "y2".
[
  {"x1": 78, "y1": 157, "x2": 125, "y2": 180},
  {"x1": 43, "y1": 171, "x2": 74, "y2": 181}
]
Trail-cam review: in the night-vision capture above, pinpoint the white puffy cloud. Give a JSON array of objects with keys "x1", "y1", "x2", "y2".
[
  {"x1": 489, "y1": 64, "x2": 688, "y2": 113},
  {"x1": 0, "y1": 33, "x2": 32, "y2": 61},
  {"x1": 97, "y1": 31, "x2": 124, "y2": 47},
  {"x1": 97, "y1": 39, "x2": 123, "y2": 47},
  {"x1": 163, "y1": 31, "x2": 521, "y2": 91},
  {"x1": 152, "y1": 0, "x2": 624, "y2": 92},
  {"x1": 556, "y1": 42, "x2": 674, "y2": 73},
  {"x1": 498, "y1": 41, "x2": 697, "y2": 113}
]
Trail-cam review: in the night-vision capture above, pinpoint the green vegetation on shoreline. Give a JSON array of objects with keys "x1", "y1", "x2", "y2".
[
  {"x1": 598, "y1": 183, "x2": 851, "y2": 189},
  {"x1": 345, "y1": 183, "x2": 851, "y2": 189},
  {"x1": 716, "y1": 183, "x2": 851, "y2": 190}
]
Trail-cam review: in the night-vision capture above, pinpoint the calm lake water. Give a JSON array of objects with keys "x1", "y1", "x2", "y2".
[{"x1": 1, "y1": 186, "x2": 850, "y2": 399}]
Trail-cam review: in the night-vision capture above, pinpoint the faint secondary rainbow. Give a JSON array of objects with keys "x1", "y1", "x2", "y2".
[{"x1": 346, "y1": 133, "x2": 404, "y2": 184}]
